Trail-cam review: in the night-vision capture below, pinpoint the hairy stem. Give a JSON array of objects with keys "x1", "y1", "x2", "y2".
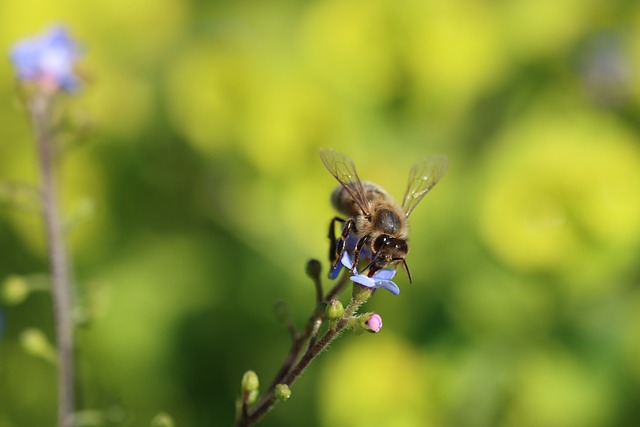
[
  {"x1": 265, "y1": 273, "x2": 350, "y2": 392},
  {"x1": 235, "y1": 276, "x2": 365, "y2": 427},
  {"x1": 30, "y1": 93, "x2": 75, "y2": 427}
]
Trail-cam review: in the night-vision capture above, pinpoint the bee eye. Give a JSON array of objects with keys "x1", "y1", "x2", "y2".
[{"x1": 373, "y1": 234, "x2": 391, "y2": 251}]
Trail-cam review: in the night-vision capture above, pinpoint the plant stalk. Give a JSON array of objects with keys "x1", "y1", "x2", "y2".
[
  {"x1": 235, "y1": 275, "x2": 365, "y2": 427},
  {"x1": 30, "y1": 93, "x2": 75, "y2": 427}
]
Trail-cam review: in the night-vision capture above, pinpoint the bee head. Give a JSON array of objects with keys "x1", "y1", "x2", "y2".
[
  {"x1": 369, "y1": 235, "x2": 411, "y2": 282},
  {"x1": 372, "y1": 234, "x2": 408, "y2": 256}
]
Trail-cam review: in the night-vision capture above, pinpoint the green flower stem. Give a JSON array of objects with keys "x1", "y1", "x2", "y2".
[
  {"x1": 307, "y1": 317, "x2": 323, "y2": 348},
  {"x1": 29, "y1": 93, "x2": 75, "y2": 427},
  {"x1": 235, "y1": 277, "x2": 368, "y2": 427},
  {"x1": 280, "y1": 296, "x2": 364, "y2": 383},
  {"x1": 264, "y1": 273, "x2": 350, "y2": 393}
]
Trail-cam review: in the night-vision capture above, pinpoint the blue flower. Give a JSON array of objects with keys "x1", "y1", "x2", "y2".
[
  {"x1": 9, "y1": 25, "x2": 82, "y2": 92},
  {"x1": 329, "y1": 235, "x2": 373, "y2": 279},
  {"x1": 340, "y1": 252, "x2": 400, "y2": 296}
]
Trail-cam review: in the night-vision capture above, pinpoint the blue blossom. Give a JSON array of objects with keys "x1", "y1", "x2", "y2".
[
  {"x1": 340, "y1": 252, "x2": 400, "y2": 296},
  {"x1": 9, "y1": 25, "x2": 82, "y2": 92},
  {"x1": 329, "y1": 235, "x2": 373, "y2": 279}
]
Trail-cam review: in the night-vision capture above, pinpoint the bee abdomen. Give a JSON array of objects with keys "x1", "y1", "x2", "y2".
[{"x1": 330, "y1": 185, "x2": 362, "y2": 217}]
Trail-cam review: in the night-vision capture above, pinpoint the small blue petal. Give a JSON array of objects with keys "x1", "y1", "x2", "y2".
[
  {"x1": 372, "y1": 268, "x2": 396, "y2": 281},
  {"x1": 9, "y1": 25, "x2": 82, "y2": 91},
  {"x1": 329, "y1": 264, "x2": 342, "y2": 280},
  {"x1": 340, "y1": 251, "x2": 355, "y2": 270},
  {"x1": 349, "y1": 273, "x2": 400, "y2": 296},
  {"x1": 350, "y1": 274, "x2": 375, "y2": 288},
  {"x1": 375, "y1": 280, "x2": 400, "y2": 296}
]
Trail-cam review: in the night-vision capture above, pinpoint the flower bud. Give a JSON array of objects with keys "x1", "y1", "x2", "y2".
[
  {"x1": 325, "y1": 299, "x2": 344, "y2": 319},
  {"x1": 246, "y1": 389, "x2": 259, "y2": 405},
  {"x1": 20, "y1": 328, "x2": 56, "y2": 363},
  {"x1": 275, "y1": 384, "x2": 291, "y2": 401},
  {"x1": 362, "y1": 313, "x2": 383, "y2": 333},
  {"x1": 306, "y1": 259, "x2": 322, "y2": 280},
  {"x1": 350, "y1": 312, "x2": 383, "y2": 335},
  {"x1": 2, "y1": 275, "x2": 30, "y2": 305},
  {"x1": 241, "y1": 370, "x2": 259, "y2": 392}
]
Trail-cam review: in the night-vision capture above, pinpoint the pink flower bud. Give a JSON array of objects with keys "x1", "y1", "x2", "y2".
[{"x1": 364, "y1": 313, "x2": 383, "y2": 333}]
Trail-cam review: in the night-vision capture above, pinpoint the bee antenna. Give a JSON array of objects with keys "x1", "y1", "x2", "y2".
[
  {"x1": 404, "y1": 260, "x2": 413, "y2": 283},
  {"x1": 394, "y1": 258, "x2": 412, "y2": 283}
]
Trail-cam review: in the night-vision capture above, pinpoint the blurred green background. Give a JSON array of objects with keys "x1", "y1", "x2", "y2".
[{"x1": 1, "y1": 0, "x2": 640, "y2": 426}]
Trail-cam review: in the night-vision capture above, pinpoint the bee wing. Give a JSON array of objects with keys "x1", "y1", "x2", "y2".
[
  {"x1": 402, "y1": 155, "x2": 448, "y2": 217},
  {"x1": 319, "y1": 149, "x2": 371, "y2": 216}
]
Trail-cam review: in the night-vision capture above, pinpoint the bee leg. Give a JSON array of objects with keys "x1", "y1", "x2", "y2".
[
  {"x1": 351, "y1": 235, "x2": 369, "y2": 273},
  {"x1": 332, "y1": 218, "x2": 355, "y2": 270},
  {"x1": 328, "y1": 216, "x2": 346, "y2": 266}
]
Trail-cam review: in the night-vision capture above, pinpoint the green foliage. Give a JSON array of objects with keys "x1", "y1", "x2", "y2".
[{"x1": 2, "y1": 1, "x2": 640, "y2": 426}]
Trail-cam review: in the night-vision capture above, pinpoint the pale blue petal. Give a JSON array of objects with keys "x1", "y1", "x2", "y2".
[
  {"x1": 350, "y1": 274, "x2": 376, "y2": 288},
  {"x1": 372, "y1": 269, "x2": 396, "y2": 281},
  {"x1": 375, "y1": 280, "x2": 400, "y2": 296},
  {"x1": 9, "y1": 25, "x2": 82, "y2": 91},
  {"x1": 340, "y1": 251, "x2": 355, "y2": 271}
]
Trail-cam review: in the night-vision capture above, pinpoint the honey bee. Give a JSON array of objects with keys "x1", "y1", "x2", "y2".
[{"x1": 320, "y1": 148, "x2": 448, "y2": 282}]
